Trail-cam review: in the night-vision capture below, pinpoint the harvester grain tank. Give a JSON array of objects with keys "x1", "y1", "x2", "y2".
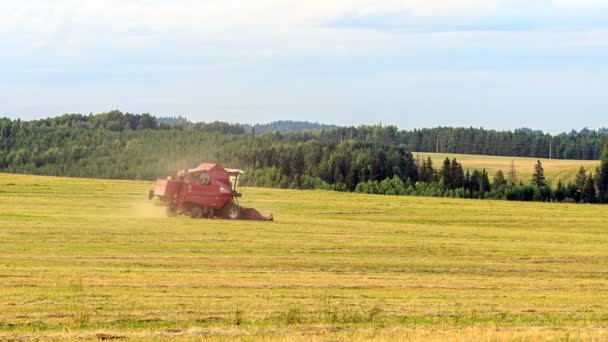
[{"x1": 149, "y1": 163, "x2": 273, "y2": 221}]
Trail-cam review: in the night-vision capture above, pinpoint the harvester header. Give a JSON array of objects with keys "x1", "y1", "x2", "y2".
[{"x1": 149, "y1": 163, "x2": 273, "y2": 221}]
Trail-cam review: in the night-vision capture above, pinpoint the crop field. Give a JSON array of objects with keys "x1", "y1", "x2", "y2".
[
  {"x1": 414, "y1": 152, "x2": 599, "y2": 185},
  {"x1": 1, "y1": 173, "x2": 608, "y2": 340}
]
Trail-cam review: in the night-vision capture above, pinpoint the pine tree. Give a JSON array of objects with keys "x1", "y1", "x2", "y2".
[
  {"x1": 419, "y1": 157, "x2": 435, "y2": 183},
  {"x1": 464, "y1": 170, "x2": 472, "y2": 192},
  {"x1": 470, "y1": 170, "x2": 481, "y2": 195},
  {"x1": 583, "y1": 173, "x2": 597, "y2": 203},
  {"x1": 290, "y1": 147, "x2": 305, "y2": 176},
  {"x1": 531, "y1": 160, "x2": 546, "y2": 187},
  {"x1": 451, "y1": 158, "x2": 465, "y2": 188},
  {"x1": 493, "y1": 169, "x2": 507, "y2": 187},
  {"x1": 440, "y1": 158, "x2": 452, "y2": 189},
  {"x1": 480, "y1": 169, "x2": 491, "y2": 194},
  {"x1": 555, "y1": 179, "x2": 566, "y2": 202},
  {"x1": 575, "y1": 166, "x2": 587, "y2": 192}
]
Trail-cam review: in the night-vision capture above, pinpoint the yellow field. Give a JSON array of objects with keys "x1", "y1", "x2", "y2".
[
  {"x1": 414, "y1": 152, "x2": 599, "y2": 184},
  {"x1": 1, "y1": 173, "x2": 608, "y2": 340}
]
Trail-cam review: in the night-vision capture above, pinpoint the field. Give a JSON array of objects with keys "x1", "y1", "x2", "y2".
[
  {"x1": 414, "y1": 152, "x2": 599, "y2": 184},
  {"x1": 1, "y1": 173, "x2": 608, "y2": 340}
]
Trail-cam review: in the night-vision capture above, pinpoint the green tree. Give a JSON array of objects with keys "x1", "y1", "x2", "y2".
[
  {"x1": 575, "y1": 166, "x2": 587, "y2": 192},
  {"x1": 290, "y1": 146, "x2": 305, "y2": 177},
  {"x1": 531, "y1": 160, "x2": 546, "y2": 187},
  {"x1": 493, "y1": 169, "x2": 507, "y2": 187},
  {"x1": 554, "y1": 180, "x2": 566, "y2": 202},
  {"x1": 583, "y1": 173, "x2": 597, "y2": 203},
  {"x1": 419, "y1": 157, "x2": 435, "y2": 182},
  {"x1": 480, "y1": 169, "x2": 491, "y2": 195},
  {"x1": 440, "y1": 158, "x2": 452, "y2": 189},
  {"x1": 451, "y1": 158, "x2": 465, "y2": 188}
]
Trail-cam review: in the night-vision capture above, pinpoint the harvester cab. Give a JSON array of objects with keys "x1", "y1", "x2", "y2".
[
  {"x1": 225, "y1": 168, "x2": 244, "y2": 197},
  {"x1": 149, "y1": 163, "x2": 273, "y2": 221}
]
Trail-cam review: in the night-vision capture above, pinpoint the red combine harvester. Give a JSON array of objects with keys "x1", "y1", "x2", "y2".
[{"x1": 149, "y1": 163, "x2": 273, "y2": 221}]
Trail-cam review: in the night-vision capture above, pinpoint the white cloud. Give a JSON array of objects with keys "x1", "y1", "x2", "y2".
[
  {"x1": 1, "y1": 1, "x2": 607, "y2": 127},
  {"x1": 0, "y1": 1, "x2": 606, "y2": 70}
]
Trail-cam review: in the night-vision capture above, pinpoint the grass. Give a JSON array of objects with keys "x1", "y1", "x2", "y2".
[
  {"x1": 1, "y1": 172, "x2": 608, "y2": 340},
  {"x1": 414, "y1": 152, "x2": 600, "y2": 184}
]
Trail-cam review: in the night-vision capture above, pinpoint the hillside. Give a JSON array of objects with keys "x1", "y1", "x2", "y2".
[
  {"x1": 415, "y1": 152, "x2": 600, "y2": 184},
  {"x1": 1, "y1": 173, "x2": 607, "y2": 340},
  {"x1": 155, "y1": 117, "x2": 339, "y2": 134},
  {"x1": 1, "y1": 111, "x2": 608, "y2": 204},
  {"x1": 245, "y1": 120, "x2": 338, "y2": 134}
]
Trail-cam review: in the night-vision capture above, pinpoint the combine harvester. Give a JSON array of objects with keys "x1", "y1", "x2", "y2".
[{"x1": 149, "y1": 163, "x2": 273, "y2": 221}]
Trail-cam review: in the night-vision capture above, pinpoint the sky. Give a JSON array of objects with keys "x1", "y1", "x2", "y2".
[{"x1": 1, "y1": 0, "x2": 607, "y2": 133}]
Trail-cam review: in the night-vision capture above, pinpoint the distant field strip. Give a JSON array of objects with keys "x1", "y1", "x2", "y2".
[
  {"x1": 414, "y1": 152, "x2": 600, "y2": 184},
  {"x1": 1, "y1": 173, "x2": 607, "y2": 340}
]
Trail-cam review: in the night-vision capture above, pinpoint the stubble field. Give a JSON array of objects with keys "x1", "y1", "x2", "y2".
[{"x1": 1, "y1": 173, "x2": 607, "y2": 340}]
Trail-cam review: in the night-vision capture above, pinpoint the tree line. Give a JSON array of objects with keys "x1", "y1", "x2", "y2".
[
  {"x1": 285, "y1": 126, "x2": 608, "y2": 160},
  {"x1": 1, "y1": 111, "x2": 607, "y2": 204},
  {"x1": 355, "y1": 156, "x2": 608, "y2": 204}
]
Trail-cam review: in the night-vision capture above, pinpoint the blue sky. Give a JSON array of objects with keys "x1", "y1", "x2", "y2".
[{"x1": 1, "y1": 0, "x2": 607, "y2": 133}]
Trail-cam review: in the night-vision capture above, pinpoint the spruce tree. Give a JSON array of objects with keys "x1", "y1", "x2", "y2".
[
  {"x1": 583, "y1": 173, "x2": 597, "y2": 203},
  {"x1": 575, "y1": 166, "x2": 587, "y2": 192},
  {"x1": 531, "y1": 160, "x2": 546, "y2": 187},
  {"x1": 493, "y1": 169, "x2": 507, "y2": 187},
  {"x1": 470, "y1": 170, "x2": 481, "y2": 194},
  {"x1": 440, "y1": 158, "x2": 452, "y2": 189},
  {"x1": 419, "y1": 157, "x2": 435, "y2": 183},
  {"x1": 555, "y1": 180, "x2": 566, "y2": 202},
  {"x1": 480, "y1": 169, "x2": 491, "y2": 194},
  {"x1": 451, "y1": 158, "x2": 465, "y2": 188}
]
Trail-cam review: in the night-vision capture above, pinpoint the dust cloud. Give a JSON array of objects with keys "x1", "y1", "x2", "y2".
[{"x1": 131, "y1": 200, "x2": 167, "y2": 219}]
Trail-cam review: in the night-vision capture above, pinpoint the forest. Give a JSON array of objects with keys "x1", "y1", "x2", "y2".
[
  {"x1": 1, "y1": 110, "x2": 607, "y2": 203},
  {"x1": 288, "y1": 126, "x2": 608, "y2": 160}
]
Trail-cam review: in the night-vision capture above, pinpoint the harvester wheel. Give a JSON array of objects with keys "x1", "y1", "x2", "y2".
[
  {"x1": 206, "y1": 208, "x2": 215, "y2": 219},
  {"x1": 201, "y1": 206, "x2": 214, "y2": 219},
  {"x1": 191, "y1": 206, "x2": 203, "y2": 219},
  {"x1": 223, "y1": 203, "x2": 240, "y2": 220}
]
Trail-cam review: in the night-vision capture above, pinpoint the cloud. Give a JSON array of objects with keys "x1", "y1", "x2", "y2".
[
  {"x1": 2, "y1": 1, "x2": 605, "y2": 57},
  {"x1": 0, "y1": 0, "x2": 606, "y2": 131},
  {"x1": 1, "y1": 2, "x2": 607, "y2": 112}
]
